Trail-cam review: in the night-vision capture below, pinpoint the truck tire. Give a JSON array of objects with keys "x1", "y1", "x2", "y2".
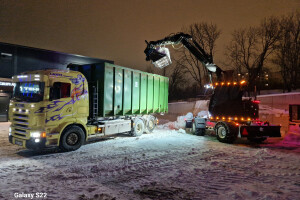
[
  {"x1": 145, "y1": 116, "x2": 156, "y2": 134},
  {"x1": 131, "y1": 118, "x2": 144, "y2": 137},
  {"x1": 191, "y1": 122, "x2": 196, "y2": 134},
  {"x1": 248, "y1": 137, "x2": 267, "y2": 143},
  {"x1": 215, "y1": 122, "x2": 237, "y2": 143},
  {"x1": 60, "y1": 125, "x2": 85, "y2": 151}
]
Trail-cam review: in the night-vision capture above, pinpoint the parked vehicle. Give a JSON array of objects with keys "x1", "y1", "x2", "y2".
[{"x1": 8, "y1": 63, "x2": 169, "y2": 151}]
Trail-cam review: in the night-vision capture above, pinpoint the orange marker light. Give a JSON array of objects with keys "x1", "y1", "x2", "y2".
[
  {"x1": 215, "y1": 83, "x2": 219, "y2": 86},
  {"x1": 216, "y1": 117, "x2": 219, "y2": 120},
  {"x1": 234, "y1": 117, "x2": 238, "y2": 120},
  {"x1": 233, "y1": 82, "x2": 237, "y2": 85},
  {"x1": 241, "y1": 117, "x2": 244, "y2": 121},
  {"x1": 227, "y1": 82, "x2": 231, "y2": 86},
  {"x1": 240, "y1": 80, "x2": 246, "y2": 85},
  {"x1": 41, "y1": 132, "x2": 46, "y2": 138},
  {"x1": 221, "y1": 82, "x2": 225, "y2": 86}
]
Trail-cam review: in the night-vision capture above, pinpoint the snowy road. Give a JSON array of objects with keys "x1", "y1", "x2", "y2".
[{"x1": 1, "y1": 122, "x2": 300, "y2": 200}]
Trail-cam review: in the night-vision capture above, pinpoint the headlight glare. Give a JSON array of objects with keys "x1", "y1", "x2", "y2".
[{"x1": 31, "y1": 131, "x2": 41, "y2": 138}]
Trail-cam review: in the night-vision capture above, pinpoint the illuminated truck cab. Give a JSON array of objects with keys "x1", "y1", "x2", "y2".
[{"x1": 9, "y1": 70, "x2": 89, "y2": 149}]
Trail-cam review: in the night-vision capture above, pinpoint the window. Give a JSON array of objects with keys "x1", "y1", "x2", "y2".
[
  {"x1": 50, "y1": 82, "x2": 70, "y2": 100},
  {"x1": 289, "y1": 105, "x2": 300, "y2": 122},
  {"x1": 0, "y1": 52, "x2": 13, "y2": 61},
  {"x1": 13, "y1": 82, "x2": 45, "y2": 102}
]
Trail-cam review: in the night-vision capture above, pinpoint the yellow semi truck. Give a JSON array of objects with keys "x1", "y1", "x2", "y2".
[{"x1": 8, "y1": 63, "x2": 168, "y2": 151}]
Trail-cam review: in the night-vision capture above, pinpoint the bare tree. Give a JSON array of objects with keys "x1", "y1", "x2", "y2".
[
  {"x1": 176, "y1": 22, "x2": 221, "y2": 88},
  {"x1": 226, "y1": 16, "x2": 281, "y2": 93},
  {"x1": 168, "y1": 63, "x2": 187, "y2": 99},
  {"x1": 272, "y1": 11, "x2": 300, "y2": 92}
]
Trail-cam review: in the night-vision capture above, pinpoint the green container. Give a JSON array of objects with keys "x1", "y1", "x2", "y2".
[{"x1": 73, "y1": 63, "x2": 168, "y2": 117}]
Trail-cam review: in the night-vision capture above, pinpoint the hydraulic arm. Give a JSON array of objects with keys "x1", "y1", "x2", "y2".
[{"x1": 144, "y1": 32, "x2": 223, "y2": 80}]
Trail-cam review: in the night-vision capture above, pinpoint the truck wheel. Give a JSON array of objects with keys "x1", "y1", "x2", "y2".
[
  {"x1": 215, "y1": 122, "x2": 236, "y2": 143},
  {"x1": 131, "y1": 118, "x2": 144, "y2": 137},
  {"x1": 60, "y1": 125, "x2": 85, "y2": 151},
  {"x1": 248, "y1": 137, "x2": 267, "y2": 143},
  {"x1": 145, "y1": 116, "x2": 156, "y2": 134},
  {"x1": 191, "y1": 122, "x2": 196, "y2": 134}
]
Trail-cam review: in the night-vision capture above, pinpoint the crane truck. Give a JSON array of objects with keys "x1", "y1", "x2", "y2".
[
  {"x1": 8, "y1": 63, "x2": 168, "y2": 151},
  {"x1": 144, "y1": 32, "x2": 281, "y2": 143}
]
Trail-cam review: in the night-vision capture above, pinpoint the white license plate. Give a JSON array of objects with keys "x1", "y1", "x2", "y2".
[{"x1": 15, "y1": 139, "x2": 23, "y2": 146}]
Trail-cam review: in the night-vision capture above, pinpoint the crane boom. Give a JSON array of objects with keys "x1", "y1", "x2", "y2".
[{"x1": 144, "y1": 32, "x2": 223, "y2": 80}]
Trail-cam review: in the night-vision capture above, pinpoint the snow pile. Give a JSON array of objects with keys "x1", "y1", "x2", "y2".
[
  {"x1": 158, "y1": 113, "x2": 191, "y2": 130},
  {"x1": 197, "y1": 111, "x2": 209, "y2": 118},
  {"x1": 281, "y1": 123, "x2": 300, "y2": 146},
  {"x1": 185, "y1": 112, "x2": 193, "y2": 120},
  {"x1": 159, "y1": 100, "x2": 210, "y2": 131},
  {"x1": 193, "y1": 100, "x2": 209, "y2": 115},
  {"x1": 178, "y1": 128, "x2": 186, "y2": 134}
]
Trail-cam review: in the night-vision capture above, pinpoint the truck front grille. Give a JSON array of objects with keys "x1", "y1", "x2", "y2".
[{"x1": 12, "y1": 111, "x2": 30, "y2": 139}]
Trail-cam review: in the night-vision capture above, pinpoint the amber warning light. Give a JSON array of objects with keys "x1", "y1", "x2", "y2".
[{"x1": 214, "y1": 81, "x2": 246, "y2": 86}]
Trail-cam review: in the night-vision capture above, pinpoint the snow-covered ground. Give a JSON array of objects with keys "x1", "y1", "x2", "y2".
[{"x1": 1, "y1": 122, "x2": 300, "y2": 200}]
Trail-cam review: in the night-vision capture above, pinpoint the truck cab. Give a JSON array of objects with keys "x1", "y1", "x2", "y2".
[{"x1": 9, "y1": 69, "x2": 89, "y2": 150}]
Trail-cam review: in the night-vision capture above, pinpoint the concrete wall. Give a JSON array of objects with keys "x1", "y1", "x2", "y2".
[
  {"x1": 257, "y1": 92, "x2": 300, "y2": 136},
  {"x1": 168, "y1": 102, "x2": 196, "y2": 115},
  {"x1": 168, "y1": 100, "x2": 210, "y2": 117}
]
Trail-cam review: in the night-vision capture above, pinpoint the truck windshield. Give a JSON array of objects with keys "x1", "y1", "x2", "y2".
[{"x1": 13, "y1": 82, "x2": 45, "y2": 102}]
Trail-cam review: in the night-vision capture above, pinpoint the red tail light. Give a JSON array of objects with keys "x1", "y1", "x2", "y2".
[{"x1": 253, "y1": 100, "x2": 260, "y2": 104}]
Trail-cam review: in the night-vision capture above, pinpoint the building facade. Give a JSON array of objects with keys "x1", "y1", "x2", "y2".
[{"x1": 0, "y1": 42, "x2": 113, "y2": 121}]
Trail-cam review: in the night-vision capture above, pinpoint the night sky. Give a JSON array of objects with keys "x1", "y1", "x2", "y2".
[{"x1": 0, "y1": 0, "x2": 299, "y2": 71}]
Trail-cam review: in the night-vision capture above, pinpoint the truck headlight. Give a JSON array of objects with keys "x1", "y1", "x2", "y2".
[
  {"x1": 30, "y1": 131, "x2": 46, "y2": 138},
  {"x1": 31, "y1": 131, "x2": 41, "y2": 138},
  {"x1": 9, "y1": 127, "x2": 11, "y2": 136}
]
